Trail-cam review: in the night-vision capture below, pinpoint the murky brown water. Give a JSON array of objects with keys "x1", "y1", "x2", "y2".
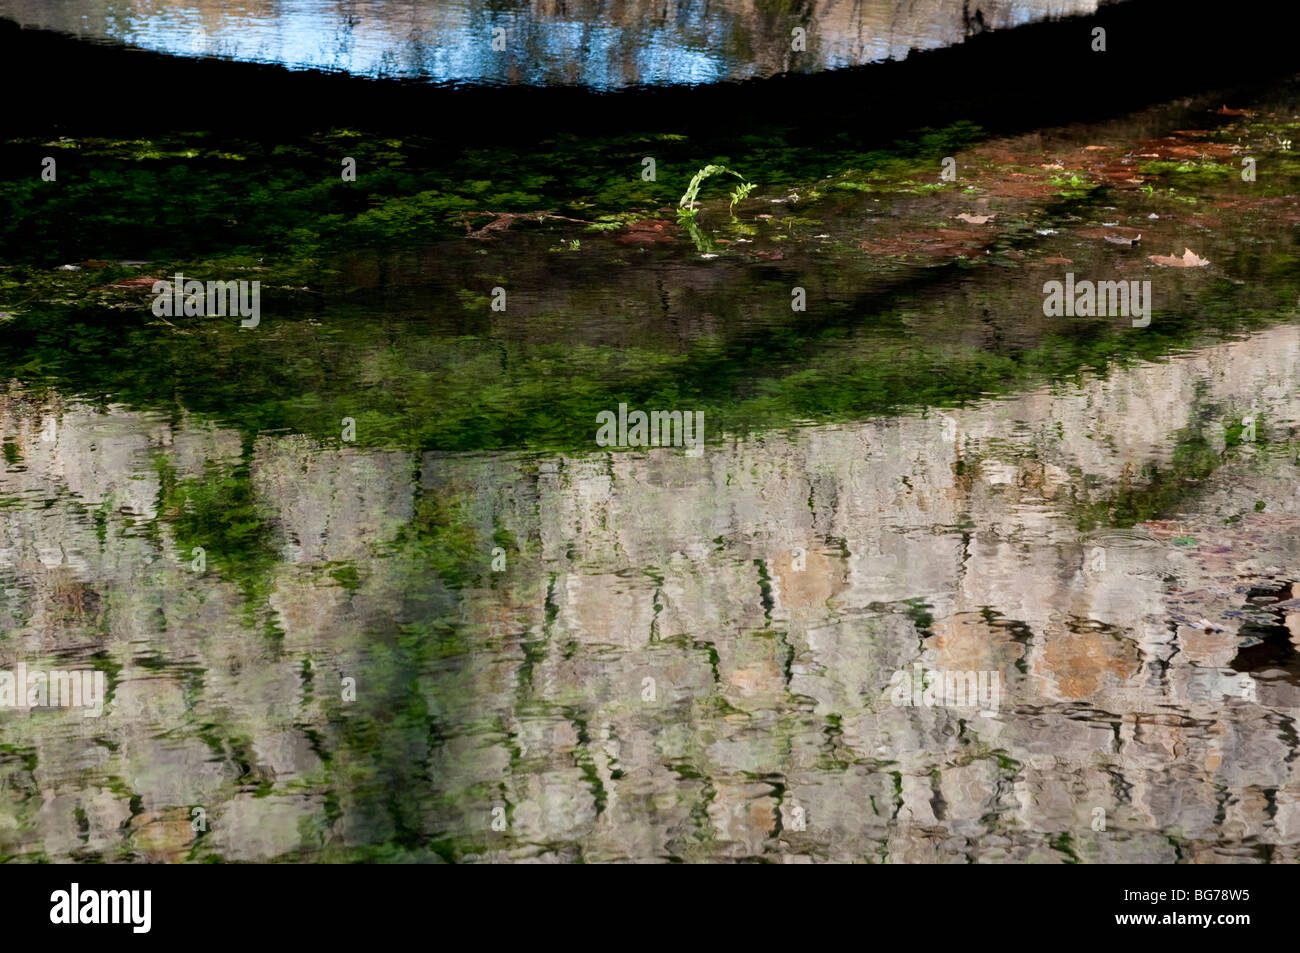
[{"x1": 0, "y1": 0, "x2": 1104, "y2": 87}]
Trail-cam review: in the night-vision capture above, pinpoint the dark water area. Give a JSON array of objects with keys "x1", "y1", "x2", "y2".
[
  {"x1": 3, "y1": 2, "x2": 1300, "y2": 867},
  {"x1": 6, "y1": 0, "x2": 1300, "y2": 144}
]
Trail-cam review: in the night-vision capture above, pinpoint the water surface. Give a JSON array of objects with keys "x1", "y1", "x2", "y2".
[
  {"x1": 2, "y1": 75, "x2": 1300, "y2": 863},
  {"x1": 0, "y1": 0, "x2": 1104, "y2": 87}
]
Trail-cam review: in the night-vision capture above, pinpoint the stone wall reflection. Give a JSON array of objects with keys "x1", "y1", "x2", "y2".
[{"x1": 0, "y1": 322, "x2": 1297, "y2": 861}]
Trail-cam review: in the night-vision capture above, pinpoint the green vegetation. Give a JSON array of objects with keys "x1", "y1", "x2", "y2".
[{"x1": 677, "y1": 163, "x2": 755, "y2": 215}]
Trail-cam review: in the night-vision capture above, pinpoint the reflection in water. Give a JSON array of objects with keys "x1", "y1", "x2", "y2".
[
  {"x1": 1, "y1": 35, "x2": 1300, "y2": 862},
  {"x1": 0, "y1": 0, "x2": 1104, "y2": 87},
  {"x1": 1, "y1": 320, "x2": 1299, "y2": 861}
]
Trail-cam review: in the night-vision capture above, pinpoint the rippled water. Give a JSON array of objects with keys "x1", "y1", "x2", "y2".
[
  {"x1": 5, "y1": 327, "x2": 1299, "y2": 861},
  {"x1": 3, "y1": 68, "x2": 1300, "y2": 862},
  {"x1": 0, "y1": 0, "x2": 1103, "y2": 87}
]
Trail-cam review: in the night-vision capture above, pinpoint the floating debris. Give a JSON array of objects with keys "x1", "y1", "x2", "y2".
[{"x1": 1149, "y1": 247, "x2": 1211, "y2": 267}]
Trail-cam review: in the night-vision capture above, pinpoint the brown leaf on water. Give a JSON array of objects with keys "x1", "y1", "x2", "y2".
[
  {"x1": 1215, "y1": 105, "x2": 1254, "y2": 116},
  {"x1": 1148, "y1": 247, "x2": 1211, "y2": 267},
  {"x1": 1079, "y1": 226, "x2": 1142, "y2": 243},
  {"x1": 616, "y1": 219, "x2": 680, "y2": 245},
  {"x1": 956, "y1": 212, "x2": 995, "y2": 224},
  {"x1": 986, "y1": 179, "x2": 1056, "y2": 198},
  {"x1": 105, "y1": 276, "x2": 164, "y2": 289},
  {"x1": 860, "y1": 226, "x2": 991, "y2": 258}
]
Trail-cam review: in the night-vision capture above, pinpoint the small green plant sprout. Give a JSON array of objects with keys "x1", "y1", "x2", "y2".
[
  {"x1": 729, "y1": 180, "x2": 756, "y2": 210},
  {"x1": 679, "y1": 164, "x2": 755, "y2": 217}
]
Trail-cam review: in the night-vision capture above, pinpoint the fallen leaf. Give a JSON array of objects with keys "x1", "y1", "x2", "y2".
[
  {"x1": 1078, "y1": 226, "x2": 1142, "y2": 243},
  {"x1": 956, "y1": 212, "x2": 995, "y2": 224},
  {"x1": 616, "y1": 219, "x2": 680, "y2": 245},
  {"x1": 1148, "y1": 247, "x2": 1211, "y2": 267},
  {"x1": 105, "y1": 276, "x2": 164, "y2": 289}
]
